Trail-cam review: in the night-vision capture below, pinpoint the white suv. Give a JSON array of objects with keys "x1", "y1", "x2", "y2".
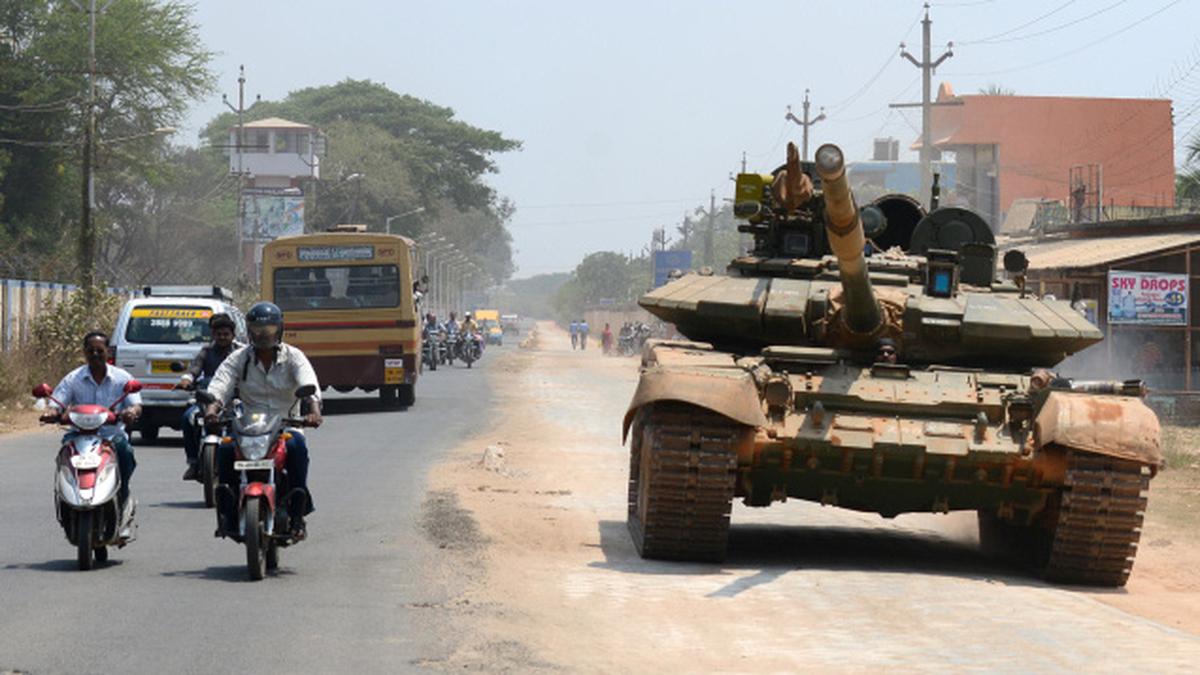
[{"x1": 111, "y1": 286, "x2": 245, "y2": 442}]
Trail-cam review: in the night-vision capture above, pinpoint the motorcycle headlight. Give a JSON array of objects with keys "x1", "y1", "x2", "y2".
[
  {"x1": 239, "y1": 434, "x2": 271, "y2": 460},
  {"x1": 69, "y1": 410, "x2": 109, "y2": 431}
]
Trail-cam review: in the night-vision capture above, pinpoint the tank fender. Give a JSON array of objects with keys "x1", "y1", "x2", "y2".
[
  {"x1": 622, "y1": 367, "x2": 768, "y2": 442},
  {"x1": 1034, "y1": 391, "x2": 1162, "y2": 466}
]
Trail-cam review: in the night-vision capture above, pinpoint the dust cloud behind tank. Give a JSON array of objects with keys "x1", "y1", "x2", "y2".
[{"x1": 625, "y1": 141, "x2": 1161, "y2": 587}]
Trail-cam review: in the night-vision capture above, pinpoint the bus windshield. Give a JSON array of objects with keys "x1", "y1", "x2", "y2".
[{"x1": 273, "y1": 264, "x2": 400, "y2": 311}]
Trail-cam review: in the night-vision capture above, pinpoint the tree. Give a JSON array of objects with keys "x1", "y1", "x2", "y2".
[
  {"x1": 0, "y1": 1, "x2": 214, "y2": 281},
  {"x1": 203, "y1": 79, "x2": 521, "y2": 284},
  {"x1": 977, "y1": 84, "x2": 1015, "y2": 96}
]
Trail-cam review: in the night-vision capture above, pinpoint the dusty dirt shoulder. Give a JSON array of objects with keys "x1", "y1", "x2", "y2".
[{"x1": 426, "y1": 322, "x2": 1200, "y2": 672}]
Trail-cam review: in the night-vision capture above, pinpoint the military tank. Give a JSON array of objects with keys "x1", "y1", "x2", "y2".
[{"x1": 625, "y1": 142, "x2": 1161, "y2": 586}]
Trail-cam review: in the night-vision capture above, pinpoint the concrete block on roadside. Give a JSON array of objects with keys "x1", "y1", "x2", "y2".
[{"x1": 481, "y1": 444, "x2": 506, "y2": 472}]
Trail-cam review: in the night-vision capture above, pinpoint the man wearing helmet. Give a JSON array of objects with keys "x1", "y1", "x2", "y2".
[
  {"x1": 177, "y1": 313, "x2": 243, "y2": 480},
  {"x1": 204, "y1": 302, "x2": 322, "y2": 539}
]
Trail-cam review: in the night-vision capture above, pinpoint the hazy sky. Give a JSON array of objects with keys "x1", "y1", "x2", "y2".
[{"x1": 183, "y1": 0, "x2": 1199, "y2": 278}]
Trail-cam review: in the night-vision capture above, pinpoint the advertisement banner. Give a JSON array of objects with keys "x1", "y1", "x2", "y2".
[
  {"x1": 653, "y1": 250, "x2": 693, "y2": 287},
  {"x1": 242, "y1": 189, "x2": 305, "y2": 241},
  {"x1": 1107, "y1": 269, "x2": 1188, "y2": 325}
]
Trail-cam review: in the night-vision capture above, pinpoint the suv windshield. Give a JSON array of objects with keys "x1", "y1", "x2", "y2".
[
  {"x1": 273, "y1": 264, "x2": 400, "y2": 311},
  {"x1": 125, "y1": 306, "x2": 213, "y2": 344}
]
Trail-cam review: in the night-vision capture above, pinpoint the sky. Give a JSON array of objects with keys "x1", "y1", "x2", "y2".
[{"x1": 182, "y1": 0, "x2": 1200, "y2": 278}]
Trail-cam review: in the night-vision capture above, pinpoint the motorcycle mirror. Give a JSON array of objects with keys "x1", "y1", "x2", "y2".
[
  {"x1": 124, "y1": 380, "x2": 144, "y2": 394},
  {"x1": 194, "y1": 390, "x2": 216, "y2": 405},
  {"x1": 32, "y1": 383, "x2": 52, "y2": 398},
  {"x1": 294, "y1": 384, "x2": 317, "y2": 399}
]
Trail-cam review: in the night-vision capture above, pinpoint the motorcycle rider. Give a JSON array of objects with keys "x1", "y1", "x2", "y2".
[
  {"x1": 204, "y1": 302, "x2": 322, "y2": 539},
  {"x1": 177, "y1": 313, "x2": 243, "y2": 480},
  {"x1": 460, "y1": 312, "x2": 481, "y2": 358},
  {"x1": 39, "y1": 331, "x2": 142, "y2": 524}
]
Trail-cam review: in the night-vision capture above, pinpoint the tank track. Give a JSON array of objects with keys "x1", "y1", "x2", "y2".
[
  {"x1": 627, "y1": 403, "x2": 740, "y2": 562},
  {"x1": 1040, "y1": 452, "x2": 1151, "y2": 587}
]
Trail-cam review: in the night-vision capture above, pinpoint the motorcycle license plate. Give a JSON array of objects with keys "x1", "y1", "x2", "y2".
[
  {"x1": 70, "y1": 454, "x2": 102, "y2": 469},
  {"x1": 384, "y1": 358, "x2": 404, "y2": 384},
  {"x1": 234, "y1": 460, "x2": 274, "y2": 471}
]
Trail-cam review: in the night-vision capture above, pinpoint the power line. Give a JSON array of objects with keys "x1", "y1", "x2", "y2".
[
  {"x1": 946, "y1": 0, "x2": 1181, "y2": 77},
  {"x1": 517, "y1": 198, "x2": 700, "y2": 210},
  {"x1": 959, "y1": 0, "x2": 1126, "y2": 45},
  {"x1": 826, "y1": 8, "x2": 924, "y2": 115}
]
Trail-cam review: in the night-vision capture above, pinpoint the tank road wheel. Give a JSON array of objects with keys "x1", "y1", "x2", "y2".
[
  {"x1": 627, "y1": 402, "x2": 741, "y2": 563},
  {"x1": 980, "y1": 452, "x2": 1150, "y2": 587}
]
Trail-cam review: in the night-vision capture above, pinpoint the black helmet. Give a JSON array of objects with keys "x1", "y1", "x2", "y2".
[
  {"x1": 208, "y1": 312, "x2": 236, "y2": 331},
  {"x1": 246, "y1": 301, "x2": 283, "y2": 349}
]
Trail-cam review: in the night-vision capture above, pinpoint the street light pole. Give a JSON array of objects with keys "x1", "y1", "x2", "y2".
[{"x1": 385, "y1": 206, "x2": 426, "y2": 235}]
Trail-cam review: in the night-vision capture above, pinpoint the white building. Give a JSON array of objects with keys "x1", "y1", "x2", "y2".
[{"x1": 227, "y1": 117, "x2": 323, "y2": 186}]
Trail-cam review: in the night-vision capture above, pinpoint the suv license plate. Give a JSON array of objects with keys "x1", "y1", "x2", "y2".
[
  {"x1": 151, "y1": 360, "x2": 177, "y2": 374},
  {"x1": 234, "y1": 460, "x2": 274, "y2": 471}
]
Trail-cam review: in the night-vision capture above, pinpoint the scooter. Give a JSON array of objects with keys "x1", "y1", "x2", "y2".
[
  {"x1": 33, "y1": 379, "x2": 143, "y2": 570},
  {"x1": 185, "y1": 401, "x2": 223, "y2": 508},
  {"x1": 197, "y1": 385, "x2": 316, "y2": 581}
]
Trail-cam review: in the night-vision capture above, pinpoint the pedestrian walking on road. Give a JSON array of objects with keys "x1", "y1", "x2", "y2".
[
  {"x1": 579, "y1": 320, "x2": 590, "y2": 350},
  {"x1": 569, "y1": 320, "x2": 579, "y2": 350},
  {"x1": 601, "y1": 323, "x2": 614, "y2": 354}
]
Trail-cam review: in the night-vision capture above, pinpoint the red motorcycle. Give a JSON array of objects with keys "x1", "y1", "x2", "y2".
[
  {"x1": 197, "y1": 385, "x2": 315, "y2": 580},
  {"x1": 33, "y1": 379, "x2": 143, "y2": 570}
]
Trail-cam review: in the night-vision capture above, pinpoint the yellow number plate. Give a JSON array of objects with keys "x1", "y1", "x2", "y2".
[
  {"x1": 384, "y1": 358, "x2": 404, "y2": 384},
  {"x1": 151, "y1": 360, "x2": 178, "y2": 374}
]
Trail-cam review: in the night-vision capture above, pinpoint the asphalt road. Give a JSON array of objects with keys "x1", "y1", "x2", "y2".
[{"x1": 0, "y1": 351, "x2": 497, "y2": 674}]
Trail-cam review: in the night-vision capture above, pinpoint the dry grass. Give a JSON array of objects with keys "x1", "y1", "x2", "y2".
[{"x1": 1162, "y1": 425, "x2": 1200, "y2": 472}]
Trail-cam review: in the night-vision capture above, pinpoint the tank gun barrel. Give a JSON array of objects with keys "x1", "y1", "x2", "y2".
[{"x1": 813, "y1": 143, "x2": 880, "y2": 334}]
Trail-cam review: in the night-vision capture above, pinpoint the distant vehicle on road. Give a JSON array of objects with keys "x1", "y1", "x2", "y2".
[
  {"x1": 111, "y1": 286, "x2": 245, "y2": 441},
  {"x1": 262, "y1": 225, "x2": 422, "y2": 408},
  {"x1": 475, "y1": 309, "x2": 504, "y2": 345},
  {"x1": 501, "y1": 314, "x2": 520, "y2": 335}
]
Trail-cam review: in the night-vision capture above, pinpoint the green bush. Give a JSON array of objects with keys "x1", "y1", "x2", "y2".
[{"x1": 30, "y1": 287, "x2": 123, "y2": 381}]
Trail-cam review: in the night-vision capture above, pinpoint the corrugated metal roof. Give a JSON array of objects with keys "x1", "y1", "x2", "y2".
[{"x1": 1018, "y1": 232, "x2": 1200, "y2": 271}]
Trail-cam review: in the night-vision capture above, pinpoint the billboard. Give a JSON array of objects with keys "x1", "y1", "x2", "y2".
[
  {"x1": 1107, "y1": 269, "x2": 1188, "y2": 326},
  {"x1": 653, "y1": 250, "x2": 693, "y2": 287},
  {"x1": 242, "y1": 188, "x2": 305, "y2": 241}
]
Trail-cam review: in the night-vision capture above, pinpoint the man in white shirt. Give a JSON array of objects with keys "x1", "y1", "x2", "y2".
[
  {"x1": 40, "y1": 331, "x2": 142, "y2": 506},
  {"x1": 205, "y1": 302, "x2": 322, "y2": 539}
]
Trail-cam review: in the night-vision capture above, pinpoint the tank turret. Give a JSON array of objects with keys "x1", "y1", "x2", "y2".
[{"x1": 813, "y1": 143, "x2": 879, "y2": 334}]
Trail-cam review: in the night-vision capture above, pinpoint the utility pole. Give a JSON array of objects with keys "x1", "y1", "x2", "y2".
[
  {"x1": 704, "y1": 189, "x2": 716, "y2": 268},
  {"x1": 74, "y1": 0, "x2": 110, "y2": 291},
  {"x1": 892, "y1": 3, "x2": 956, "y2": 209},
  {"x1": 785, "y1": 89, "x2": 826, "y2": 161},
  {"x1": 741, "y1": 151, "x2": 747, "y2": 173},
  {"x1": 223, "y1": 66, "x2": 259, "y2": 287}
]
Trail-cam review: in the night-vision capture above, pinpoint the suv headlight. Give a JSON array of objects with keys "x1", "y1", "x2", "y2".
[{"x1": 239, "y1": 434, "x2": 271, "y2": 460}]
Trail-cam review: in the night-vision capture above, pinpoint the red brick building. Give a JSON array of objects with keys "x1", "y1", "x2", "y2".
[{"x1": 923, "y1": 84, "x2": 1175, "y2": 227}]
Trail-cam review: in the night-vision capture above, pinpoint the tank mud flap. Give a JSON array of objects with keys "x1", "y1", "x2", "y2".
[
  {"x1": 622, "y1": 367, "x2": 766, "y2": 443},
  {"x1": 1034, "y1": 392, "x2": 1162, "y2": 467}
]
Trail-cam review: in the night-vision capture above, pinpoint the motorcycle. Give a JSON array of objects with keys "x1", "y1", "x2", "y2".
[
  {"x1": 33, "y1": 379, "x2": 143, "y2": 570},
  {"x1": 174, "y1": 370, "x2": 222, "y2": 508},
  {"x1": 455, "y1": 331, "x2": 483, "y2": 368},
  {"x1": 443, "y1": 329, "x2": 458, "y2": 366},
  {"x1": 197, "y1": 385, "x2": 316, "y2": 581},
  {"x1": 421, "y1": 329, "x2": 438, "y2": 372}
]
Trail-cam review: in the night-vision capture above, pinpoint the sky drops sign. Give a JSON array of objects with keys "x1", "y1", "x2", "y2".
[{"x1": 1107, "y1": 270, "x2": 1188, "y2": 326}]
